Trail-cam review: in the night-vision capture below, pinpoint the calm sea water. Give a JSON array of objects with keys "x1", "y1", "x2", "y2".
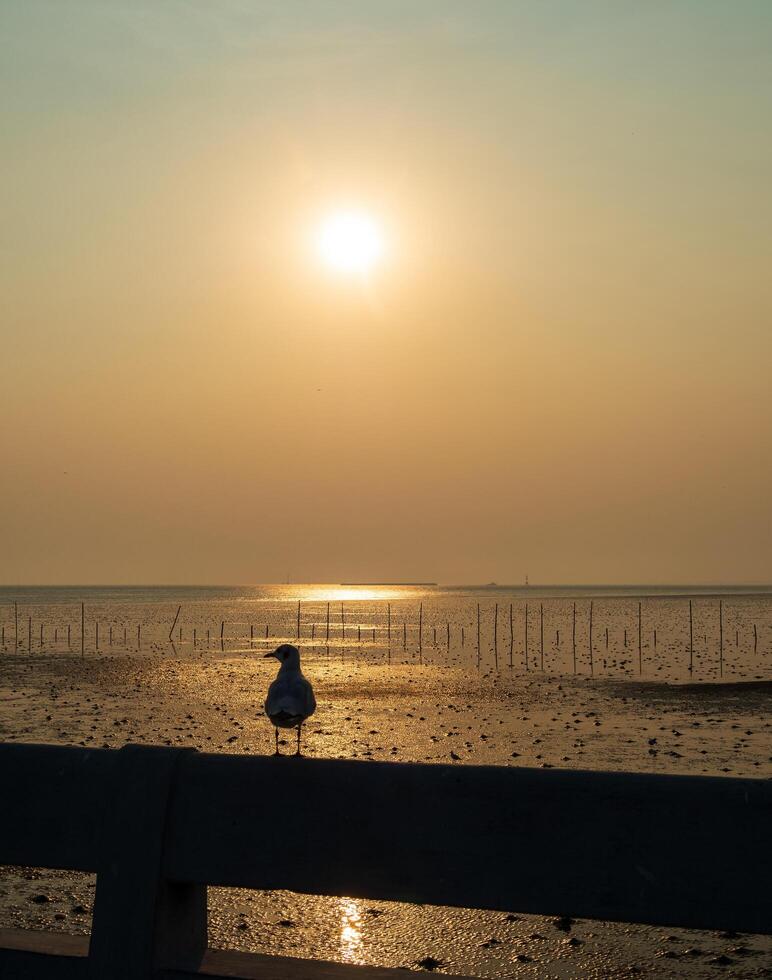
[{"x1": 1, "y1": 582, "x2": 772, "y2": 606}]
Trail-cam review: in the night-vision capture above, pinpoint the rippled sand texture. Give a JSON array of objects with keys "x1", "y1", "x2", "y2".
[{"x1": 2, "y1": 627, "x2": 771, "y2": 979}]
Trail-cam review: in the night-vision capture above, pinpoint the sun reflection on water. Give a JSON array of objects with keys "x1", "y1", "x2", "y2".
[{"x1": 339, "y1": 898, "x2": 364, "y2": 963}]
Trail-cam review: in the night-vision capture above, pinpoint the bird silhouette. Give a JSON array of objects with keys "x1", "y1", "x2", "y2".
[{"x1": 263, "y1": 644, "x2": 316, "y2": 755}]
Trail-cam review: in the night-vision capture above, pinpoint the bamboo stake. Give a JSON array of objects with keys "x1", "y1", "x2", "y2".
[
  {"x1": 689, "y1": 599, "x2": 693, "y2": 673},
  {"x1": 572, "y1": 602, "x2": 577, "y2": 674},
  {"x1": 589, "y1": 601, "x2": 594, "y2": 675},
  {"x1": 326, "y1": 602, "x2": 331, "y2": 642},
  {"x1": 539, "y1": 603, "x2": 544, "y2": 671},
  {"x1": 296, "y1": 600, "x2": 301, "y2": 639},
  {"x1": 14, "y1": 601, "x2": 18, "y2": 653},
  {"x1": 169, "y1": 605, "x2": 182, "y2": 642},
  {"x1": 524, "y1": 603, "x2": 529, "y2": 671},
  {"x1": 81, "y1": 603, "x2": 85, "y2": 657},
  {"x1": 387, "y1": 603, "x2": 391, "y2": 643},
  {"x1": 493, "y1": 603, "x2": 498, "y2": 669},
  {"x1": 509, "y1": 603, "x2": 514, "y2": 667},
  {"x1": 476, "y1": 603, "x2": 481, "y2": 668},
  {"x1": 719, "y1": 599, "x2": 723, "y2": 677},
  {"x1": 419, "y1": 603, "x2": 423, "y2": 652},
  {"x1": 638, "y1": 601, "x2": 642, "y2": 675}
]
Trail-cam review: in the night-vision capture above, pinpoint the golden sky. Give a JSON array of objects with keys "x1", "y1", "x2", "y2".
[{"x1": 1, "y1": 2, "x2": 771, "y2": 585}]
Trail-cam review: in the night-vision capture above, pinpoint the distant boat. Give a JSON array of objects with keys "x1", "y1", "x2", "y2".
[{"x1": 485, "y1": 582, "x2": 498, "y2": 587}]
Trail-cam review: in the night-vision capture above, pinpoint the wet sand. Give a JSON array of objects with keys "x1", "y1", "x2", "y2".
[{"x1": 1, "y1": 649, "x2": 770, "y2": 978}]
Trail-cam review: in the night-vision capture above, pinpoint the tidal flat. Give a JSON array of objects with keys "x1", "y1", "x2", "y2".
[{"x1": 1, "y1": 640, "x2": 770, "y2": 978}]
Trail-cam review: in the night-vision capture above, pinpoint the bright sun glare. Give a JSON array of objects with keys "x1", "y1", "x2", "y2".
[{"x1": 315, "y1": 210, "x2": 384, "y2": 275}]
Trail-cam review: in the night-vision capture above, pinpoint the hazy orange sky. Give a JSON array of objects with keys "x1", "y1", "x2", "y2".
[{"x1": 2, "y1": 2, "x2": 771, "y2": 585}]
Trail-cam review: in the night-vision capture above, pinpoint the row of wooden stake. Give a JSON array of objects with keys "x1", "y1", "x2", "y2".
[{"x1": 2, "y1": 599, "x2": 763, "y2": 676}]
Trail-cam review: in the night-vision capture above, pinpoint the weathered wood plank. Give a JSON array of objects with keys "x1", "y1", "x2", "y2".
[
  {"x1": 164, "y1": 754, "x2": 772, "y2": 934},
  {"x1": 88, "y1": 745, "x2": 207, "y2": 978},
  {"x1": 0, "y1": 931, "x2": 473, "y2": 980},
  {"x1": 0, "y1": 928, "x2": 88, "y2": 980},
  {"x1": 170, "y1": 947, "x2": 475, "y2": 980},
  {"x1": 0, "y1": 743, "x2": 113, "y2": 871},
  {"x1": 1, "y1": 743, "x2": 770, "y2": 946}
]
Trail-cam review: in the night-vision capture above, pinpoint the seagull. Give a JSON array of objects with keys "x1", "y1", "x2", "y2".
[{"x1": 264, "y1": 644, "x2": 316, "y2": 755}]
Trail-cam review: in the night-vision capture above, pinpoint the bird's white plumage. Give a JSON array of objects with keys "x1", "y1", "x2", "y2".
[{"x1": 264, "y1": 645, "x2": 316, "y2": 729}]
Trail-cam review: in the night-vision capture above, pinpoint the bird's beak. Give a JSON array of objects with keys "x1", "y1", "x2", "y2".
[{"x1": 263, "y1": 651, "x2": 274, "y2": 659}]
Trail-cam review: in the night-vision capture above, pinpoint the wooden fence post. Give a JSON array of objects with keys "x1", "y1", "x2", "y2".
[{"x1": 88, "y1": 745, "x2": 206, "y2": 978}]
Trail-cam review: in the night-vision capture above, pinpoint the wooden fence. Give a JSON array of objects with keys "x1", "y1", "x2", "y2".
[{"x1": 0, "y1": 742, "x2": 769, "y2": 979}]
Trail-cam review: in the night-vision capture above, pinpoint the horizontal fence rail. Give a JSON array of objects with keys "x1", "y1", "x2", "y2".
[{"x1": 0, "y1": 742, "x2": 770, "y2": 979}]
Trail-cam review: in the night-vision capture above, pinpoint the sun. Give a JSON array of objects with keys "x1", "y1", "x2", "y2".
[{"x1": 315, "y1": 209, "x2": 384, "y2": 276}]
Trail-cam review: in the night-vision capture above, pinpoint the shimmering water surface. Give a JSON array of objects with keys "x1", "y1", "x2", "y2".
[{"x1": 2, "y1": 584, "x2": 771, "y2": 683}]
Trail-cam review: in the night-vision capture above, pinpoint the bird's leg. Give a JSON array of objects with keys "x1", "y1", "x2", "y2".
[
  {"x1": 274, "y1": 728, "x2": 280, "y2": 756},
  {"x1": 295, "y1": 723, "x2": 302, "y2": 756}
]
